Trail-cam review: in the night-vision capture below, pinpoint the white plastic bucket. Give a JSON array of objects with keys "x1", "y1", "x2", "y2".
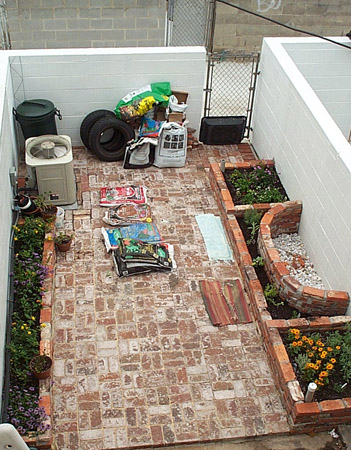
[{"x1": 55, "y1": 207, "x2": 65, "y2": 228}]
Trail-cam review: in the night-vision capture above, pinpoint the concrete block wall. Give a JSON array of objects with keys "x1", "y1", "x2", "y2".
[
  {"x1": 0, "y1": 54, "x2": 19, "y2": 412},
  {"x1": 10, "y1": 46, "x2": 207, "y2": 146},
  {"x1": 251, "y1": 37, "x2": 351, "y2": 297},
  {"x1": 283, "y1": 42, "x2": 351, "y2": 139},
  {"x1": 214, "y1": 0, "x2": 351, "y2": 53},
  {"x1": 5, "y1": 0, "x2": 166, "y2": 49}
]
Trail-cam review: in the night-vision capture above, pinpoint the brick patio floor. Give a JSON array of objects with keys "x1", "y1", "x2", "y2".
[{"x1": 51, "y1": 143, "x2": 290, "y2": 450}]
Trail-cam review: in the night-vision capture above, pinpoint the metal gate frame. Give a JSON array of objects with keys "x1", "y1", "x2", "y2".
[{"x1": 204, "y1": 52, "x2": 260, "y2": 139}]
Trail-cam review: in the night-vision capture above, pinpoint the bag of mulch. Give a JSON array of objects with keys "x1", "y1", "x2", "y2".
[
  {"x1": 153, "y1": 122, "x2": 187, "y2": 168},
  {"x1": 139, "y1": 117, "x2": 164, "y2": 138},
  {"x1": 123, "y1": 137, "x2": 157, "y2": 169}
]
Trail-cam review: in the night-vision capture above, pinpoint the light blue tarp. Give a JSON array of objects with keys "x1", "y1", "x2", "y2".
[{"x1": 195, "y1": 214, "x2": 233, "y2": 261}]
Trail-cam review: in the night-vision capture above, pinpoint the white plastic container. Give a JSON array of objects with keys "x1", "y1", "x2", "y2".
[{"x1": 55, "y1": 206, "x2": 65, "y2": 228}]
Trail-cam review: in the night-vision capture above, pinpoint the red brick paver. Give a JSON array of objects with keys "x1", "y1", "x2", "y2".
[{"x1": 52, "y1": 143, "x2": 289, "y2": 449}]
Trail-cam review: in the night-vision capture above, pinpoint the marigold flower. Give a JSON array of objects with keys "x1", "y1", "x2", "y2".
[
  {"x1": 330, "y1": 358, "x2": 336, "y2": 364},
  {"x1": 321, "y1": 352, "x2": 327, "y2": 359},
  {"x1": 316, "y1": 341, "x2": 324, "y2": 347},
  {"x1": 308, "y1": 352, "x2": 314, "y2": 357},
  {"x1": 21, "y1": 326, "x2": 24, "y2": 330},
  {"x1": 14, "y1": 237, "x2": 18, "y2": 241},
  {"x1": 31, "y1": 316, "x2": 35, "y2": 321},
  {"x1": 319, "y1": 371, "x2": 328, "y2": 378},
  {"x1": 336, "y1": 345, "x2": 341, "y2": 350},
  {"x1": 41, "y1": 323, "x2": 47, "y2": 328},
  {"x1": 318, "y1": 347, "x2": 323, "y2": 352},
  {"x1": 308, "y1": 339, "x2": 314, "y2": 345},
  {"x1": 326, "y1": 363, "x2": 334, "y2": 370},
  {"x1": 297, "y1": 341, "x2": 303, "y2": 346},
  {"x1": 312, "y1": 346, "x2": 317, "y2": 351},
  {"x1": 317, "y1": 360, "x2": 321, "y2": 365},
  {"x1": 27, "y1": 331, "x2": 31, "y2": 335},
  {"x1": 302, "y1": 336, "x2": 308, "y2": 341},
  {"x1": 292, "y1": 341, "x2": 298, "y2": 347},
  {"x1": 291, "y1": 328, "x2": 299, "y2": 335},
  {"x1": 327, "y1": 347, "x2": 333, "y2": 352}
]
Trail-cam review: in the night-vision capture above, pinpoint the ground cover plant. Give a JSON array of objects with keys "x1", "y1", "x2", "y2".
[
  {"x1": 238, "y1": 211, "x2": 302, "y2": 319},
  {"x1": 224, "y1": 162, "x2": 288, "y2": 205},
  {"x1": 284, "y1": 326, "x2": 351, "y2": 401},
  {"x1": 5, "y1": 217, "x2": 51, "y2": 436}
]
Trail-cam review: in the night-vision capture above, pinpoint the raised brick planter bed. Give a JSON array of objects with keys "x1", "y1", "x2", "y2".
[
  {"x1": 22, "y1": 224, "x2": 55, "y2": 450},
  {"x1": 208, "y1": 159, "x2": 351, "y2": 431},
  {"x1": 209, "y1": 160, "x2": 284, "y2": 217},
  {"x1": 258, "y1": 203, "x2": 349, "y2": 316},
  {"x1": 264, "y1": 316, "x2": 351, "y2": 432}
]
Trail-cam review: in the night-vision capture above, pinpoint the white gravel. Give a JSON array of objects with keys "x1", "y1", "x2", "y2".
[{"x1": 272, "y1": 233, "x2": 325, "y2": 289}]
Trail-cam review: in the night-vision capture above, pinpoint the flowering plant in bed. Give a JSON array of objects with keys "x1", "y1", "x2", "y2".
[
  {"x1": 226, "y1": 162, "x2": 288, "y2": 204},
  {"x1": 6, "y1": 217, "x2": 51, "y2": 436},
  {"x1": 286, "y1": 325, "x2": 351, "y2": 398}
]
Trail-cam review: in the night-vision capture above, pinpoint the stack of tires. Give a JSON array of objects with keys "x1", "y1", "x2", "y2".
[{"x1": 80, "y1": 110, "x2": 134, "y2": 162}]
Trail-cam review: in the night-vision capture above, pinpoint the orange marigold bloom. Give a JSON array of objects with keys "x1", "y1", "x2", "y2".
[
  {"x1": 327, "y1": 347, "x2": 333, "y2": 352},
  {"x1": 292, "y1": 342, "x2": 298, "y2": 347},
  {"x1": 297, "y1": 341, "x2": 303, "y2": 346},
  {"x1": 336, "y1": 346, "x2": 341, "y2": 350},
  {"x1": 330, "y1": 358, "x2": 336, "y2": 364},
  {"x1": 302, "y1": 336, "x2": 308, "y2": 341},
  {"x1": 312, "y1": 346, "x2": 317, "y2": 351},
  {"x1": 319, "y1": 371, "x2": 328, "y2": 378},
  {"x1": 326, "y1": 363, "x2": 334, "y2": 370},
  {"x1": 308, "y1": 339, "x2": 314, "y2": 345}
]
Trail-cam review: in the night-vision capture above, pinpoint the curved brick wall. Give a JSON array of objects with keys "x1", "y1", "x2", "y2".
[{"x1": 258, "y1": 202, "x2": 349, "y2": 316}]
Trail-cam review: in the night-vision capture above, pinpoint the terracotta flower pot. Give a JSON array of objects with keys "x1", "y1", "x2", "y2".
[
  {"x1": 29, "y1": 355, "x2": 52, "y2": 380},
  {"x1": 55, "y1": 239, "x2": 72, "y2": 252}
]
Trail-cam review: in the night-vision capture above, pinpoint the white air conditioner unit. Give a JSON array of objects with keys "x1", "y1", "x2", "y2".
[{"x1": 25, "y1": 134, "x2": 76, "y2": 205}]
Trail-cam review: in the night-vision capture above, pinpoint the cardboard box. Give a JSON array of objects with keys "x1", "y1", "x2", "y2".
[
  {"x1": 168, "y1": 112, "x2": 183, "y2": 123},
  {"x1": 172, "y1": 90, "x2": 188, "y2": 104},
  {"x1": 155, "y1": 107, "x2": 166, "y2": 122}
]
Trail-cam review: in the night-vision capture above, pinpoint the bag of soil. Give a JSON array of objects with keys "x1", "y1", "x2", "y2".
[{"x1": 154, "y1": 122, "x2": 187, "y2": 168}]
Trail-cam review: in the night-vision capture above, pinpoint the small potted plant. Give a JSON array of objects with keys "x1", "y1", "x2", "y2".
[
  {"x1": 29, "y1": 353, "x2": 52, "y2": 379},
  {"x1": 34, "y1": 193, "x2": 57, "y2": 221},
  {"x1": 54, "y1": 231, "x2": 74, "y2": 252}
]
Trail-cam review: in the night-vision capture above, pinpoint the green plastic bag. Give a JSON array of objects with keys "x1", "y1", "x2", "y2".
[{"x1": 115, "y1": 82, "x2": 171, "y2": 120}]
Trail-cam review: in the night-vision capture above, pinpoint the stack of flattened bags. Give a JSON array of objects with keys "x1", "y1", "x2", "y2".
[
  {"x1": 113, "y1": 238, "x2": 173, "y2": 278},
  {"x1": 100, "y1": 185, "x2": 175, "y2": 278}
]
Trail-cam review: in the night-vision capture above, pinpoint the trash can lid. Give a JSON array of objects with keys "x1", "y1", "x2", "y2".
[{"x1": 15, "y1": 99, "x2": 56, "y2": 118}]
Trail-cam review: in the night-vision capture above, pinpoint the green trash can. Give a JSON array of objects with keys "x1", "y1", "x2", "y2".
[{"x1": 13, "y1": 99, "x2": 62, "y2": 139}]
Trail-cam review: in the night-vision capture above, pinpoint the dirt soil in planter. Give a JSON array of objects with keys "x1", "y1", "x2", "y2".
[
  {"x1": 224, "y1": 167, "x2": 289, "y2": 205},
  {"x1": 281, "y1": 332, "x2": 351, "y2": 402},
  {"x1": 237, "y1": 217, "x2": 308, "y2": 320}
]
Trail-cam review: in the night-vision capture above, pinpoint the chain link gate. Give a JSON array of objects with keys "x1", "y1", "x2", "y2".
[
  {"x1": 166, "y1": 0, "x2": 216, "y2": 50},
  {"x1": 204, "y1": 52, "x2": 260, "y2": 139}
]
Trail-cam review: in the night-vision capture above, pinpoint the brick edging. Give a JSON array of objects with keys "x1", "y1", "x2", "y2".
[
  {"x1": 209, "y1": 159, "x2": 351, "y2": 431},
  {"x1": 258, "y1": 202, "x2": 349, "y2": 316},
  {"x1": 23, "y1": 223, "x2": 55, "y2": 449},
  {"x1": 264, "y1": 317, "x2": 351, "y2": 432}
]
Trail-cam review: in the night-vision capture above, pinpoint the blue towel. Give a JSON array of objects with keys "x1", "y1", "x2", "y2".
[{"x1": 195, "y1": 214, "x2": 233, "y2": 261}]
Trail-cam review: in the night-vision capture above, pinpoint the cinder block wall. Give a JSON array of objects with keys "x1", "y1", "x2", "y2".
[
  {"x1": 10, "y1": 46, "x2": 207, "y2": 145},
  {"x1": 214, "y1": 0, "x2": 351, "y2": 53},
  {"x1": 251, "y1": 37, "x2": 351, "y2": 295},
  {"x1": 5, "y1": 0, "x2": 166, "y2": 49}
]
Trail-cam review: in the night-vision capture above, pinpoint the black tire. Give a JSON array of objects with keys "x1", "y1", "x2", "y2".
[
  {"x1": 80, "y1": 109, "x2": 115, "y2": 149},
  {"x1": 88, "y1": 116, "x2": 135, "y2": 162}
]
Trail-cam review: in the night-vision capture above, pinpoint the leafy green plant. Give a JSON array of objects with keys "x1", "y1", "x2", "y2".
[
  {"x1": 264, "y1": 283, "x2": 283, "y2": 307},
  {"x1": 287, "y1": 328, "x2": 343, "y2": 389},
  {"x1": 7, "y1": 216, "x2": 50, "y2": 435},
  {"x1": 228, "y1": 163, "x2": 287, "y2": 205},
  {"x1": 252, "y1": 256, "x2": 264, "y2": 267},
  {"x1": 244, "y1": 209, "x2": 262, "y2": 245},
  {"x1": 290, "y1": 310, "x2": 301, "y2": 319},
  {"x1": 54, "y1": 231, "x2": 74, "y2": 245}
]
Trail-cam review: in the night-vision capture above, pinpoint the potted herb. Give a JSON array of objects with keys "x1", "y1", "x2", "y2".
[
  {"x1": 54, "y1": 231, "x2": 74, "y2": 252},
  {"x1": 34, "y1": 194, "x2": 57, "y2": 221},
  {"x1": 29, "y1": 353, "x2": 52, "y2": 379}
]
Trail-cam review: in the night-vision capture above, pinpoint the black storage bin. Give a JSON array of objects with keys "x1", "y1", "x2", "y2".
[
  {"x1": 13, "y1": 99, "x2": 62, "y2": 139},
  {"x1": 199, "y1": 116, "x2": 247, "y2": 145}
]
